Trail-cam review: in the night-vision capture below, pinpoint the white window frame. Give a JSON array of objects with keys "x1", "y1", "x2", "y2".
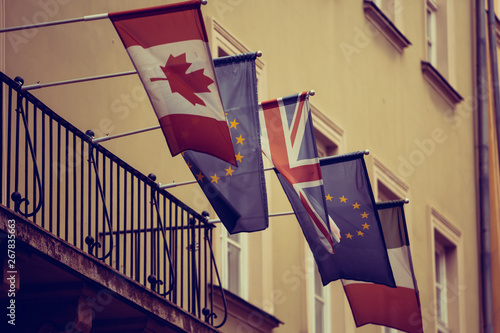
[
  {"x1": 426, "y1": 0, "x2": 438, "y2": 67},
  {"x1": 430, "y1": 207, "x2": 464, "y2": 333},
  {"x1": 373, "y1": 156, "x2": 410, "y2": 202},
  {"x1": 435, "y1": 242, "x2": 449, "y2": 332},
  {"x1": 306, "y1": 246, "x2": 331, "y2": 333},
  {"x1": 220, "y1": 230, "x2": 249, "y2": 300},
  {"x1": 208, "y1": 18, "x2": 267, "y2": 102},
  {"x1": 310, "y1": 104, "x2": 346, "y2": 156}
]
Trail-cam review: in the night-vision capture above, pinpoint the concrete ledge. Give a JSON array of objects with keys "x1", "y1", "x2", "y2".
[{"x1": 0, "y1": 205, "x2": 221, "y2": 333}]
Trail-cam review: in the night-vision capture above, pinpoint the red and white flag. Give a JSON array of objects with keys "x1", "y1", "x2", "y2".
[
  {"x1": 109, "y1": 1, "x2": 236, "y2": 165},
  {"x1": 342, "y1": 202, "x2": 423, "y2": 333}
]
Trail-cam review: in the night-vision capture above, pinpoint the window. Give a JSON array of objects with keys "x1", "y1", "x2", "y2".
[
  {"x1": 220, "y1": 230, "x2": 248, "y2": 298},
  {"x1": 209, "y1": 19, "x2": 267, "y2": 101},
  {"x1": 313, "y1": 266, "x2": 327, "y2": 333},
  {"x1": 373, "y1": 157, "x2": 409, "y2": 203},
  {"x1": 315, "y1": 130, "x2": 339, "y2": 158},
  {"x1": 435, "y1": 243, "x2": 449, "y2": 332},
  {"x1": 310, "y1": 104, "x2": 345, "y2": 157},
  {"x1": 431, "y1": 208, "x2": 463, "y2": 333},
  {"x1": 421, "y1": 0, "x2": 462, "y2": 107},
  {"x1": 307, "y1": 249, "x2": 331, "y2": 333},
  {"x1": 426, "y1": 0, "x2": 438, "y2": 66}
]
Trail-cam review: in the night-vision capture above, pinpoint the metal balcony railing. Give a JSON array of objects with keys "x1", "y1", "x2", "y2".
[{"x1": 0, "y1": 72, "x2": 227, "y2": 327}]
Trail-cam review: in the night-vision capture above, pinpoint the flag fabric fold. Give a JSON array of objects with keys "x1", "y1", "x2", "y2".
[
  {"x1": 259, "y1": 92, "x2": 340, "y2": 255},
  {"x1": 109, "y1": 0, "x2": 236, "y2": 165},
  {"x1": 315, "y1": 152, "x2": 395, "y2": 287},
  {"x1": 183, "y1": 52, "x2": 268, "y2": 234},
  {"x1": 342, "y1": 200, "x2": 423, "y2": 333}
]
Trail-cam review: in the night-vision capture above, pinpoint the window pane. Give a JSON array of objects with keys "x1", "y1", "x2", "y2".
[
  {"x1": 314, "y1": 266, "x2": 323, "y2": 297},
  {"x1": 435, "y1": 251, "x2": 441, "y2": 283},
  {"x1": 228, "y1": 232, "x2": 240, "y2": 243},
  {"x1": 228, "y1": 243, "x2": 240, "y2": 294},
  {"x1": 436, "y1": 286, "x2": 443, "y2": 320},
  {"x1": 426, "y1": 9, "x2": 432, "y2": 40},
  {"x1": 426, "y1": 6, "x2": 437, "y2": 65},
  {"x1": 315, "y1": 299, "x2": 324, "y2": 333}
]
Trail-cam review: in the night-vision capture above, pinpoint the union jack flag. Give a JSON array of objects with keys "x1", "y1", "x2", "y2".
[{"x1": 259, "y1": 92, "x2": 340, "y2": 254}]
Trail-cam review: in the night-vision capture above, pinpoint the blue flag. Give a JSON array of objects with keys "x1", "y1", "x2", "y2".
[
  {"x1": 278, "y1": 151, "x2": 395, "y2": 286},
  {"x1": 318, "y1": 152, "x2": 395, "y2": 286},
  {"x1": 183, "y1": 52, "x2": 268, "y2": 233}
]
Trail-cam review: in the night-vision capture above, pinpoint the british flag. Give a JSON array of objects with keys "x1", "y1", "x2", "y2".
[{"x1": 259, "y1": 92, "x2": 340, "y2": 254}]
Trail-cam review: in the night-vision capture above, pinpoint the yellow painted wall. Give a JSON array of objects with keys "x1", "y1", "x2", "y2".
[{"x1": 3, "y1": 0, "x2": 480, "y2": 332}]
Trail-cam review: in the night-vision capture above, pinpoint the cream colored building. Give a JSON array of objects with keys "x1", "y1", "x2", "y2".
[{"x1": 0, "y1": 0, "x2": 484, "y2": 332}]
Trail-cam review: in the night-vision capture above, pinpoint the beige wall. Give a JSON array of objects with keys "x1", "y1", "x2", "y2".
[{"x1": 3, "y1": 1, "x2": 480, "y2": 332}]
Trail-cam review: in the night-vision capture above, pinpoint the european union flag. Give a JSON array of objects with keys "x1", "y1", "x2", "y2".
[
  {"x1": 183, "y1": 52, "x2": 268, "y2": 233},
  {"x1": 316, "y1": 151, "x2": 395, "y2": 287}
]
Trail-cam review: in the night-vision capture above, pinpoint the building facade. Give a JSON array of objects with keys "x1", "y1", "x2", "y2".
[{"x1": 1, "y1": 0, "x2": 486, "y2": 332}]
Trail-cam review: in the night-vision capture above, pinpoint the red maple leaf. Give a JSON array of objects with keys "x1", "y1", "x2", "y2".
[{"x1": 150, "y1": 53, "x2": 214, "y2": 106}]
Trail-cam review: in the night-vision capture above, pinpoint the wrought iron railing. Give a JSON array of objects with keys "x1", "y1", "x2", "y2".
[{"x1": 0, "y1": 72, "x2": 227, "y2": 327}]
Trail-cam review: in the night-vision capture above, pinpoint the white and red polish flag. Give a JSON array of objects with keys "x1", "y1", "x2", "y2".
[{"x1": 109, "y1": 1, "x2": 236, "y2": 165}]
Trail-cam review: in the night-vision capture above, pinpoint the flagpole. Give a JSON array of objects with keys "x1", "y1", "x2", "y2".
[
  {"x1": 0, "y1": 1, "x2": 209, "y2": 34},
  {"x1": 160, "y1": 166, "x2": 276, "y2": 189},
  {"x1": 0, "y1": 13, "x2": 109, "y2": 33},
  {"x1": 160, "y1": 151, "x2": 370, "y2": 190},
  {"x1": 207, "y1": 198, "x2": 411, "y2": 224},
  {"x1": 21, "y1": 50, "x2": 262, "y2": 91},
  {"x1": 208, "y1": 211, "x2": 295, "y2": 224},
  {"x1": 87, "y1": 125, "x2": 162, "y2": 144},
  {"x1": 21, "y1": 70, "x2": 137, "y2": 91},
  {"x1": 375, "y1": 198, "x2": 410, "y2": 210}
]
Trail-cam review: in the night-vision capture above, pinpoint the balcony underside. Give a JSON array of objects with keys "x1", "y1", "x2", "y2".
[{"x1": 0, "y1": 206, "x2": 221, "y2": 333}]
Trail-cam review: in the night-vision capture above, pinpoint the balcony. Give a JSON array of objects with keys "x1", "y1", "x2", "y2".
[{"x1": 0, "y1": 72, "x2": 228, "y2": 332}]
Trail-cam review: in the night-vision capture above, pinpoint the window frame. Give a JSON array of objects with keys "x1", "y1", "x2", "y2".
[
  {"x1": 430, "y1": 207, "x2": 464, "y2": 333},
  {"x1": 435, "y1": 242, "x2": 449, "y2": 332},
  {"x1": 421, "y1": 0, "x2": 462, "y2": 107},
  {"x1": 220, "y1": 230, "x2": 249, "y2": 299},
  {"x1": 426, "y1": 0, "x2": 438, "y2": 67},
  {"x1": 310, "y1": 103, "x2": 345, "y2": 157},
  {"x1": 306, "y1": 246, "x2": 331, "y2": 333}
]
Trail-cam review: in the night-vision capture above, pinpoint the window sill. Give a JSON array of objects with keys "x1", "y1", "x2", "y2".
[
  {"x1": 421, "y1": 61, "x2": 463, "y2": 107},
  {"x1": 363, "y1": 0, "x2": 411, "y2": 53}
]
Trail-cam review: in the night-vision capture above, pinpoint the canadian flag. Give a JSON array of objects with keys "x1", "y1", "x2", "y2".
[{"x1": 110, "y1": 0, "x2": 236, "y2": 165}]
